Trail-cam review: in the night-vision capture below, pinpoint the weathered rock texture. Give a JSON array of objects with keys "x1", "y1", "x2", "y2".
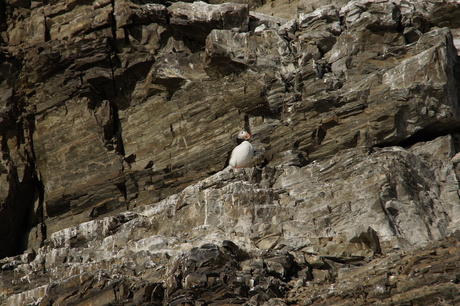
[{"x1": 1, "y1": 0, "x2": 460, "y2": 304}]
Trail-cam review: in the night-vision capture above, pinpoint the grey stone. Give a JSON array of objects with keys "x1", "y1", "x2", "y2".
[{"x1": 168, "y1": 1, "x2": 249, "y2": 43}]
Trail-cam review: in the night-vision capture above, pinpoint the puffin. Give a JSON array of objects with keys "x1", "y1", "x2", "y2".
[{"x1": 229, "y1": 130, "x2": 254, "y2": 168}]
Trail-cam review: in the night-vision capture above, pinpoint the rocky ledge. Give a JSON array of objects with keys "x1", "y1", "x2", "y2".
[
  {"x1": 2, "y1": 154, "x2": 460, "y2": 304},
  {"x1": 1, "y1": 0, "x2": 460, "y2": 304}
]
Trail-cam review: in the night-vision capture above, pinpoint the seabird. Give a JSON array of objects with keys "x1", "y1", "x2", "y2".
[{"x1": 229, "y1": 130, "x2": 254, "y2": 168}]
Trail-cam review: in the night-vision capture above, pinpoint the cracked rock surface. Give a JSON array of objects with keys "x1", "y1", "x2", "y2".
[{"x1": 1, "y1": 0, "x2": 460, "y2": 304}]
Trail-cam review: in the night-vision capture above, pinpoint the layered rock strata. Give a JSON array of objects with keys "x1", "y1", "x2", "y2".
[
  {"x1": 1, "y1": 0, "x2": 460, "y2": 304},
  {"x1": 2, "y1": 138, "x2": 460, "y2": 304}
]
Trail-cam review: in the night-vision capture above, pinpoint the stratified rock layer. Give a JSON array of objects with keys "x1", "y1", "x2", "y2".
[
  {"x1": 1, "y1": 145, "x2": 460, "y2": 304},
  {"x1": 1, "y1": 0, "x2": 460, "y2": 304}
]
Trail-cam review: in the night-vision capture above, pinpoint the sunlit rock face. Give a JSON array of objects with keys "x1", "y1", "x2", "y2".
[{"x1": 1, "y1": 0, "x2": 460, "y2": 304}]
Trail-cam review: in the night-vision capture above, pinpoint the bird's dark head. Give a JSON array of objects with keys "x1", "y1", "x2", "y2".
[{"x1": 237, "y1": 130, "x2": 251, "y2": 141}]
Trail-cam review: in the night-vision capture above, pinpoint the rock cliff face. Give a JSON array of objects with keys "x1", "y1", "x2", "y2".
[{"x1": 1, "y1": 0, "x2": 460, "y2": 304}]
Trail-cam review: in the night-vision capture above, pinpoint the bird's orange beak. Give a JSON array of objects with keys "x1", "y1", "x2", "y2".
[{"x1": 244, "y1": 132, "x2": 251, "y2": 140}]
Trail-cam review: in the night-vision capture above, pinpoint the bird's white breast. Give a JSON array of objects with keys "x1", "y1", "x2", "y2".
[{"x1": 229, "y1": 141, "x2": 254, "y2": 168}]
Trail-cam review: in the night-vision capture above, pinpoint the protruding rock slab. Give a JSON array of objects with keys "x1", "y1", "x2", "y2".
[{"x1": 168, "y1": 1, "x2": 249, "y2": 43}]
